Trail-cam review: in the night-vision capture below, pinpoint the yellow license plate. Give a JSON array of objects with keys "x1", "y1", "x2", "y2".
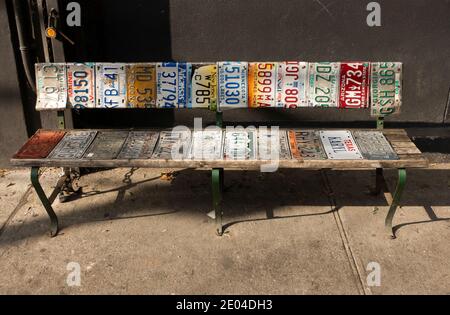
[
  {"x1": 127, "y1": 63, "x2": 156, "y2": 108},
  {"x1": 190, "y1": 63, "x2": 217, "y2": 110},
  {"x1": 248, "y1": 62, "x2": 277, "y2": 108}
]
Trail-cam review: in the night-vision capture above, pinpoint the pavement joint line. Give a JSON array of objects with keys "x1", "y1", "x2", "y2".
[
  {"x1": 320, "y1": 170, "x2": 372, "y2": 295},
  {"x1": 0, "y1": 167, "x2": 50, "y2": 240},
  {"x1": 0, "y1": 185, "x2": 32, "y2": 240}
]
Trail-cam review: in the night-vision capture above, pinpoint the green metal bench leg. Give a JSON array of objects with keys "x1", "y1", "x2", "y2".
[
  {"x1": 385, "y1": 168, "x2": 407, "y2": 239},
  {"x1": 212, "y1": 168, "x2": 223, "y2": 236},
  {"x1": 30, "y1": 167, "x2": 59, "y2": 237},
  {"x1": 373, "y1": 168, "x2": 384, "y2": 195}
]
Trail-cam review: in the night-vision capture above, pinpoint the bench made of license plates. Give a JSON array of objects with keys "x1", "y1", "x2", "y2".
[
  {"x1": 14, "y1": 60, "x2": 422, "y2": 239},
  {"x1": 12, "y1": 127, "x2": 427, "y2": 239},
  {"x1": 36, "y1": 61, "x2": 402, "y2": 116}
]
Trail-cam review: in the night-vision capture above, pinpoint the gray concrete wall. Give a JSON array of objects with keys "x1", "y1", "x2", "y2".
[
  {"x1": 0, "y1": 0, "x2": 30, "y2": 167},
  {"x1": 169, "y1": 0, "x2": 450, "y2": 124},
  {"x1": 60, "y1": 0, "x2": 450, "y2": 126}
]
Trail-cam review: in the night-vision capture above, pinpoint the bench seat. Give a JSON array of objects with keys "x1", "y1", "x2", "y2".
[
  {"x1": 11, "y1": 128, "x2": 428, "y2": 169},
  {"x1": 11, "y1": 127, "x2": 427, "y2": 239}
]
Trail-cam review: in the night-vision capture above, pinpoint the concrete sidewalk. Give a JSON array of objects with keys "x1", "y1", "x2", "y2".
[{"x1": 0, "y1": 167, "x2": 449, "y2": 294}]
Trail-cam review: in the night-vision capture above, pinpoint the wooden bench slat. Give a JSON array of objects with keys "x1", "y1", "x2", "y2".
[{"x1": 10, "y1": 128, "x2": 429, "y2": 169}]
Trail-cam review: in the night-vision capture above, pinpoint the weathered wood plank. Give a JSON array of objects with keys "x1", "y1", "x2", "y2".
[{"x1": 10, "y1": 128, "x2": 428, "y2": 169}]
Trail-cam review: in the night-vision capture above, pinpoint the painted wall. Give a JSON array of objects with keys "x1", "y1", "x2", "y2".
[{"x1": 59, "y1": 0, "x2": 450, "y2": 126}]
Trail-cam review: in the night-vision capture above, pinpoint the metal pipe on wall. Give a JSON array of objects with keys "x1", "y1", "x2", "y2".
[{"x1": 12, "y1": 0, "x2": 36, "y2": 93}]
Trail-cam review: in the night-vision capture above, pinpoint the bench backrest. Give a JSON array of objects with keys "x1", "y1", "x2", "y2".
[{"x1": 35, "y1": 62, "x2": 402, "y2": 118}]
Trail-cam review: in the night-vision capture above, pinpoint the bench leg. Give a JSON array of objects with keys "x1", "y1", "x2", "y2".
[
  {"x1": 372, "y1": 168, "x2": 384, "y2": 195},
  {"x1": 212, "y1": 168, "x2": 223, "y2": 236},
  {"x1": 385, "y1": 168, "x2": 407, "y2": 239},
  {"x1": 30, "y1": 167, "x2": 59, "y2": 237}
]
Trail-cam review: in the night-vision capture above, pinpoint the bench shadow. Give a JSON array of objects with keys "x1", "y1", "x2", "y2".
[{"x1": 0, "y1": 169, "x2": 449, "y2": 245}]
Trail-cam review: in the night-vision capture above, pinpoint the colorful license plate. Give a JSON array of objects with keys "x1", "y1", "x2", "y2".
[
  {"x1": 83, "y1": 131, "x2": 129, "y2": 159},
  {"x1": 223, "y1": 129, "x2": 257, "y2": 160},
  {"x1": 117, "y1": 131, "x2": 159, "y2": 159},
  {"x1": 339, "y1": 62, "x2": 370, "y2": 109},
  {"x1": 48, "y1": 130, "x2": 97, "y2": 159},
  {"x1": 189, "y1": 63, "x2": 218, "y2": 110},
  {"x1": 126, "y1": 63, "x2": 157, "y2": 108},
  {"x1": 156, "y1": 62, "x2": 190, "y2": 108},
  {"x1": 190, "y1": 130, "x2": 223, "y2": 160},
  {"x1": 152, "y1": 130, "x2": 191, "y2": 159},
  {"x1": 218, "y1": 62, "x2": 248, "y2": 109},
  {"x1": 14, "y1": 130, "x2": 66, "y2": 159},
  {"x1": 308, "y1": 62, "x2": 340, "y2": 107},
  {"x1": 258, "y1": 129, "x2": 292, "y2": 160},
  {"x1": 288, "y1": 130, "x2": 327, "y2": 160},
  {"x1": 96, "y1": 63, "x2": 127, "y2": 108},
  {"x1": 248, "y1": 62, "x2": 277, "y2": 107},
  {"x1": 371, "y1": 62, "x2": 402, "y2": 116},
  {"x1": 277, "y1": 62, "x2": 308, "y2": 108},
  {"x1": 67, "y1": 63, "x2": 96, "y2": 109},
  {"x1": 352, "y1": 131, "x2": 398, "y2": 160},
  {"x1": 36, "y1": 63, "x2": 67, "y2": 110},
  {"x1": 320, "y1": 130, "x2": 363, "y2": 160}
]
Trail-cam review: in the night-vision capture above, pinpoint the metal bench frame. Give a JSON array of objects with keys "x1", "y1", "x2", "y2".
[{"x1": 26, "y1": 111, "x2": 411, "y2": 239}]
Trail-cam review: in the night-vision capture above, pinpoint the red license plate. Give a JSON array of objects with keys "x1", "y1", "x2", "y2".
[{"x1": 339, "y1": 62, "x2": 370, "y2": 108}]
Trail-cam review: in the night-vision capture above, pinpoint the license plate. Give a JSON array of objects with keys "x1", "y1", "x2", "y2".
[
  {"x1": 83, "y1": 131, "x2": 129, "y2": 159},
  {"x1": 14, "y1": 130, "x2": 66, "y2": 159},
  {"x1": 36, "y1": 63, "x2": 67, "y2": 110},
  {"x1": 258, "y1": 130, "x2": 292, "y2": 160},
  {"x1": 48, "y1": 130, "x2": 97, "y2": 159},
  {"x1": 320, "y1": 130, "x2": 363, "y2": 160},
  {"x1": 126, "y1": 63, "x2": 157, "y2": 108},
  {"x1": 156, "y1": 62, "x2": 190, "y2": 108},
  {"x1": 117, "y1": 131, "x2": 159, "y2": 159},
  {"x1": 152, "y1": 130, "x2": 191, "y2": 159},
  {"x1": 288, "y1": 130, "x2": 327, "y2": 160},
  {"x1": 189, "y1": 63, "x2": 218, "y2": 110},
  {"x1": 190, "y1": 130, "x2": 223, "y2": 160},
  {"x1": 277, "y1": 62, "x2": 308, "y2": 108},
  {"x1": 308, "y1": 62, "x2": 340, "y2": 107},
  {"x1": 218, "y1": 62, "x2": 248, "y2": 109},
  {"x1": 339, "y1": 62, "x2": 370, "y2": 108},
  {"x1": 371, "y1": 62, "x2": 402, "y2": 116},
  {"x1": 248, "y1": 62, "x2": 277, "y2": 107},
  {"x1": 96, "y1": 63, "x2": 127, "y2": 108},
  {"x1": 67, "y1": 63, "x2": 96, "y2": 109},
  {"x1": 223, "y1": 129, "x2": 257, "y2": 160},
  {"x1": 352, "y1": 131, "x2": 398, "y2": 160}
]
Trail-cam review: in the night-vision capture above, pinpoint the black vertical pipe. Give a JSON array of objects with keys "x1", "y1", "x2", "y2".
[{"x1": 12, "y1": 0, "x2": 36, "y2": 93}]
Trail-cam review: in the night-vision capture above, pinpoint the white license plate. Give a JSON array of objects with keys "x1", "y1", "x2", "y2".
[
  {"x1": 218, "y1": 62, "x2": 248, "y2": 109},
  {"x1": 189, "y1": 63, "x2": 218, "y2": 110},
  {"x1": 67, "y1": 63, "x2": 96, "y2": 109},
  {"x1": 339, "y1": 62, "x2": 370, "y2": 109},
  {"x1": 248, "y1": 62, "x2": 277, "y2": 107},
  {"x1": 277, "y1": 62, "x2": 308, "y2": 108},
  {"x1": 96, "y1": 63, "x2": 127, "y2": 108},
  {"x1": 224, "y1": 129, "x2": 257, "y2": 160},
  {"x1": 308, "y1": 62, "x2": 340, "y2": 107},
  {"x1": 36, "y1": 63, "x2": 67, "y2": 110},
  {"x1": 156, "y1": 62, "x2": 190, "y2": 108},
  {"x1": 152, "y1": 130, "x2": 191, "y2": 159},
  {"x1": 190, "y1": 130, "x2": 223, "y2": 160},
  {"x1": 258, "y1": 129, "x2": 292, "y2": 160},
  {"x1": 320, "y1": 130, "x2": 363, "y2": 160},
  {"x1": 371, "y1": 62, "x2": 402, "y2": 116}
]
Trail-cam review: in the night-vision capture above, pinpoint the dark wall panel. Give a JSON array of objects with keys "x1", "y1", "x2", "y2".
[{"x1": 58, "y1": 0, "x2": 450, "y2": 126}]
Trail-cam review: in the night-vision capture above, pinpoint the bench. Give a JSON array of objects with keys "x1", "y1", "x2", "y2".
[{"x1": 10, "y1": 62, "x2": 428, "y2": 239}]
